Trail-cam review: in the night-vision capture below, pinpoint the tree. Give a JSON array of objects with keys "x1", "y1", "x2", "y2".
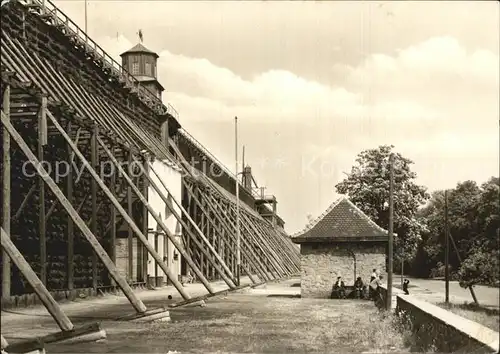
[
  {"x1": 335, "y1": 145, "x2": 429, "y2": 268},
  {"x1": 414, "y1": 177, "x2": 499, "y2": 286},
  {"x1": 410, "y1": 191, "x2": 447, "y2": 277},
  {"x1": 457, "y1": 177, "x2": 499, "y2": 287}
]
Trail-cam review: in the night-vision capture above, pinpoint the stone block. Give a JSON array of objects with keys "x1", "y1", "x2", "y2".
[{"x1": 300, "y1": 243, "x2": 386, "y2": 298}]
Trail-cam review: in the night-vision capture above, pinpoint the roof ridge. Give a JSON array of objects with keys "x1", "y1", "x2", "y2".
[{"x1": 291, "y1": 196, "x2": 346, "y2": 238}]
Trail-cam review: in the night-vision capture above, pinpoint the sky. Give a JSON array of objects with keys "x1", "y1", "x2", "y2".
[{"x1": 54, "y1": 0, "x2": 499, "y2": 234}]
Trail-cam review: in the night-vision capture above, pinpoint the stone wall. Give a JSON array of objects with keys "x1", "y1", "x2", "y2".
[
  {"x1": 395, "y1": 295, "x2": 499, "y2": 353},
  {"x1": 300, "y1": 242, "x2": 386, "y2": 298}
]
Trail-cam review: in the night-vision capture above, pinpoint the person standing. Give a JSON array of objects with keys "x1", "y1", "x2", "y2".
[
  {"x1": 370, "y1": 275, "x2": 384, "y2": 306},
  {"x1": 403, "y1": 278, "x2": 410, "y2": 295},
  {"x1": 369, "y1": 269, "x2": 377, "y2": 298}
]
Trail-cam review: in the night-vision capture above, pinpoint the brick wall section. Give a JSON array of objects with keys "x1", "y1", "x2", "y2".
[
  {"x1": 115, "y1": 238, "x2": 139, "y2": 282},
  {"x1": 300, "y1": 243, "x2": 386, "y2": 298}
]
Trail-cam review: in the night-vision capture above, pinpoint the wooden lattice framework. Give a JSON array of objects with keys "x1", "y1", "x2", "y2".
[{"x1": 0, "y1": 0, "x2": 300, "y2": 347}]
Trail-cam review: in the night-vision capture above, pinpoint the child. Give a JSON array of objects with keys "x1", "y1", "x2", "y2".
[{"x1": 403, "y1": 278, "x2": 410, "y2": 295}]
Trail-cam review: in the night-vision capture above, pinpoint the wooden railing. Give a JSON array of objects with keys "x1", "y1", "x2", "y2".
[{"x1": 18, "y1": 0, "x2": 179, "y2": 119}]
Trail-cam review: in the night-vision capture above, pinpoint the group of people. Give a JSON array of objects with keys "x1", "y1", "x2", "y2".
[
  {"x1": 331, "y1": 269, "x2": 411, "y2": 300},
  {"x1": 331, "y1": 269, "x2": 385, "y2": 300}
]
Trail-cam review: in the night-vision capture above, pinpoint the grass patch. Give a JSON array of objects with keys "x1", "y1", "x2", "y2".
[
  {"x1": 436, "y1": 302, "x2": 500, "y2": 332},
  {"x1": 46, "y1": 294, "x2": 416, "y2": 353}
]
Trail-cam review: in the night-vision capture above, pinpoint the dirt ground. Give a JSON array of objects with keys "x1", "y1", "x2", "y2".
[{"x1": 1, "y1": 277, "x2": 409, "y2": 353}]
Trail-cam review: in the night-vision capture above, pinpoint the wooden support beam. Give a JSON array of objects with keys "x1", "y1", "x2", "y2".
[
  {"x1": 37, "y1": 322, "x2": 104, "y2": 345},
  {"x1": 237, "y1": 215, "x2": 280, "y2": 279},
  {"x1": 249, "y1": 218, "x2": 292, "y2": 275},
  {"x1": 2, "y1": 81, "x2": 11, "y2": 300},
  {"x1": 238, "y1": 208, "x2": 286, "y2": 277},
  {"x1": 91, "y1": 125, "x2": 98, "y2": 292},
  {"x1": 12, "y1": 183, "x2": 36, "y2": 221},
  {"x1": 270, "y1": 224, "x2": 300, "y2": 271},
  {"x1": 183, "y1": 181, "x2": 261, "y2": 283},
  {"x1": 167, "y1": 138, "x2": 276, "y2": 282},
  {"x1": 142, "y1": 156, "x2": 149, "y2": 283},
  {"x1": 109, "y1": 142, "x2": 117, "y2": 287},
  {"x1": 257, "y1": 221, "x2": 295, "y2": 274},
  {"x1": 185, "y1": 193, "x2": 192, "y2": 276},
  {"x1": 66, "y1": 122, "x2": 74, "y2": 291},
  {"x1": 51, "y1": 130, "x2": 193, "y2": 299},
  {"x1": 204, "y1": 189, "x2": 257, "y2": 279},
  {"x1": 1, "y1": 335, "x2": 8, "y2": 350},
  {"x1": 127, "y1": 149, "x2": 134, "y2": 282},
  {"x1": 201, "y1": 188, "x2": 268, "y2": 282},
  {"x1": 148, "y1": 162, "x2": 236, "y2": 288},
  {"x1": 1, "y1": 227, "x2": 74, "y2": 331},
  {"x1": 217, "y1": 196, "x2": 273, "y2": 280},
  {"x1": 153, "y1": 232, "x2": 159, "y2": 284},
  {"x1": 2, "y1": 338, "x2": 45, "y2": 354},
  {"x1": 45, "y1": 128, "x2": 82, "y2": 221},
  {"x1": 198, "y1": 205, "x2": 205, "y2": 278},
  {"x1": 38, "y1": 95, "x2": 47, "y2": 286},
  {"x1": 97, "y1": 151, "x2": 214, "y2": 294},
  {"x1": 268, "y1": 225, "x2": 299, "y2": 268},
  {"x1": 1, "y1": 110, "x2": 149, "y2": 314}
]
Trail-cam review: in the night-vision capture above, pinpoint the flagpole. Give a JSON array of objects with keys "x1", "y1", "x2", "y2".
[
  {"x1": 235, "y1": 116, "x2": 241, "y2": 286},
  {"x1": 444, "y1": 190, "x2": 450, "y2": 304},
  {"x1": 84, "y1": 1, "x2": 88, "y2": 33}
]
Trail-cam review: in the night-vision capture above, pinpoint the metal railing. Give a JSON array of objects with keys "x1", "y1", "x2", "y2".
[
  {"x1": 19, "y1": 0, "x2": 178, "y2": 119},
  {"x1": 178, "y1": 128, "x2": 256, "y2": 192}
]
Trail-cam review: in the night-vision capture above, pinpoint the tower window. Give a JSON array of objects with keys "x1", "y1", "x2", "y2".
[
  {"x1": 145, "y1": 62, "x2": 152, "y2": 76},
  {"x1": 131, "y1": 62, "x2": 139, "y2": 75}
]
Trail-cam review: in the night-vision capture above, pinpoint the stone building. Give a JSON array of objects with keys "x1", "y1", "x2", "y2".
[{"x1": 292, "y1": 197, "x2": 389, "y2": 298}]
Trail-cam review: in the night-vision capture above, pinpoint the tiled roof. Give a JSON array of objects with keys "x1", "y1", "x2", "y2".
[
  {"x1": 120, "y1": 43, "x2": 159, "y2": 57},
  {"x1": 292, "y1": 197, "x2": 388, "y2": 243}
]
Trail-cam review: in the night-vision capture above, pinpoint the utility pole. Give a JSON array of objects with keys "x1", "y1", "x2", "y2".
[
  {"x1": 444, "y1": 190, "x2": 450, "y2": 304},
  {"x1": 400, "y1": 252, "x2": 404, "y2": 288},
  {"x1": 386, "y1": 153, "x2": 394, "y2": 311},
  {"x1": 235, "y1": 116, "x2": 241, "y2": 286}
]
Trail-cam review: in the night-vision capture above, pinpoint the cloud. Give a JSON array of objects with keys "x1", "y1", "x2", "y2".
[
  {"x1": 91, "y1": 31, "x2": 498, "y2": 233},
  {"x1": 96, "y1": 34, "x2": 497, "y2": 131}
]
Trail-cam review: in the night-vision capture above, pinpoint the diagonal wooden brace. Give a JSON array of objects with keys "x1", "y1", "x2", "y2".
[
  {"x1": 147, "y1": 161, "x2": 237, "y2": 288},
  {"x1": 1, "y1": 227, "x2": 74, "y2": 331},
  {"x1": 96, "y1": 137, "x2": 214, "y2": 295},
  {"x1": 1, "y1": 110, "x2": 148, "y2": 314}
]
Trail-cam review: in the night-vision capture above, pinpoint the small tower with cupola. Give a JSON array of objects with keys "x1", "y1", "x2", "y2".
[{"x1": 120, "y1": 37, "x2": 164, "y2": 100}]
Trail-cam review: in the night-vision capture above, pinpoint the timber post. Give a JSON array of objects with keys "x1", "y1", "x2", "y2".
[{"x1": 2, "y1": 75, "x2": 12, "y2": 300}]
